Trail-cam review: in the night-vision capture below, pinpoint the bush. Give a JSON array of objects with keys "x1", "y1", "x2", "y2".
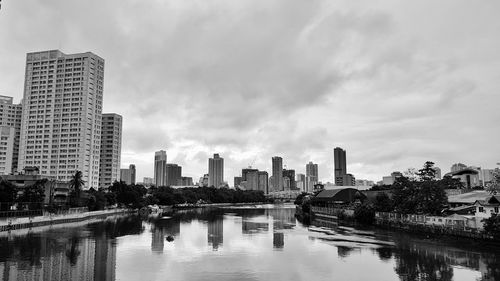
[{"x1": 354, "y1": 204, "x2": 375, "y2": 225}]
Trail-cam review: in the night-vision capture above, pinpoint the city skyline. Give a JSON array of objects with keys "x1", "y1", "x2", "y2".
[{"x1": 1, "y1": 1, "x2": 500, "y2": 184}]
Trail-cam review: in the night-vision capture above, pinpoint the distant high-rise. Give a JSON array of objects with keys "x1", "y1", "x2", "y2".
[
  {"x1": 296, "y1": 173, "x2": 306, "y2": 192},
  {"x1": 334, "y1": 147, "x2": 347, "y2": 186},
  {"x1": 99, "y1": 113, "x2": 122, "y2": 189},
  {"x1": 154, "y1": 150, "x2": 167, "y2": 186},
  {"x1": 208, "y1": 153, "x2": 224, "y2": 188},
  {"x1": 19, "y1": 50, "x2": 104, "y2": 188},
  {"x1": 272, "y1": 157, "x2": 283, "y2": 192},
  {"x1": 143, "y1": 177, "x2": 154, "y2": 186},
  {"x1": 166, "y1": 163, "x2": 182, "y2": 186},
  {"x1": 244, "y1": 169, "x2": 259, "y2": 190},
  {"x1": 120, "y1": 164, "x2": 136, "y2": 185},
  {"x1": 282, "y1": 169, "x2": 296, "y2": 190},
  {"x1": 0, "y1": 95, "x2": 22, "y2": 174},
  {"x1": 258, "y1": 171, "x2": 269, "y2": 194},
  {"x1": 434, "y1": 167, "x2": 442, "y2": 179},
  {"x1": 306, "y1": 161, "x2": 319, "y2": 192},
  {"x1": 234, "y1": 176, "x2": 242, "y2": 188}
]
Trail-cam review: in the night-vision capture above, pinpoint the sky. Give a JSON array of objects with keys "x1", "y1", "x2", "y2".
[{"x1": 1, "y1": 0, "x2": 500, "y2": 184}]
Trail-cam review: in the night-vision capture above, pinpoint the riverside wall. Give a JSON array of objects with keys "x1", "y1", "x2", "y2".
[{"x1": 0, "y1": 208, "x2": 133, "y2": 232}]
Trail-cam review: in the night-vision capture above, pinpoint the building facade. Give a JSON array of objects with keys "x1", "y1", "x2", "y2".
[
  {"x1": 166, "y1": 163, "x2": 182, "y2": 186},
  {"x1": 98, "y1": 113, "x2": 122, "y2": 189},
  {"x1": 0, "y1": 95, "x2": 22, "y2": 174},
  {"x1": 306, "y1": 161, "x2": 318, "y2": 192},
  {"x1": 334, "y1": 147, "x2": 347, "y2": 186},
  {"x1": 154, "y1": 150, "x2": 167, "y2": 187},
  {"x1": 272, "y1": 156, "x2": 283, "y2": 192},
  {"x1": 120, "y1": 164, "x2": 136, "y2": 185},
  {"x1": 258, "y1": 171, "x2": 269, "y2": 194},
  {"x1": 283, "y1": 169, "x2": 296, "y2": 190},
  {"x1": 18, "y1": 50, "x2": 104, "y2": 188},
  {"x1": 208, "y1": 153, "x2": 224, "y2": 188}
]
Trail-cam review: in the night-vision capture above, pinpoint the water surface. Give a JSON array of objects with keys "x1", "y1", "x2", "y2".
[{"x1": 1, "y1": 204, "x2": 499, "y2": 281}]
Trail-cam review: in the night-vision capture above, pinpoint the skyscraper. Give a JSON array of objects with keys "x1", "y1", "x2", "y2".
[
  {"x1": 99, "y1": 113, "x2": 122, "y2": 189},
  {"x1": 166, "y1": 163, "x2": 182, "y2": 186},
  {"x1": 282, "y1": 169, "x2": 296, "y2": 190},
  {"x1": 154, "y1": 150, "x2": 167, "y2": 187},
  {"x1": 120, "y1": 164, "x2": 136, "y2": 185},
  {"x1": 18, "y1": 50, "x2": 104, "y2": 188},
  {"x1": 208, "y1": 153, "x2": 224, "y2": 188},
  {"x1": 0, "y1": 95, "x2": 22, "y2": 174},
  {"x1": 306, "y1": 161, "x2": 318, "y2": 192},
  {"x1": 258, "y1": 171, "x2": 269, "y2": 194},
  {"x1": 334, "y1": 147, "x2": 347, "y2": 186},
  {"x1": 272, "y1": 156, "x2": 283, "y2": 192}
]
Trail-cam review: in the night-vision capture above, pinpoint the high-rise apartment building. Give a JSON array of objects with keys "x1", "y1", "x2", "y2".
[
  {"x1": 0, "y1": 95, "x2": 22, "y2": 174},
  {"x1": 208, "y1": 153, "x2": 224, "y2": 188},
  {"x1": 272, "y1": 156, "x2": 283, "y2": 192},
  {"x1": 99, "y1": 113, "x2": 122, "y2": 189},
  {"x1": 166, "y1": 163, "x2": 182, "y2": 186},
  {"x1": 154, "y1": 150, "x2": 167, "y2": 187},
  {"x1": 18, "y1": 50, "x2": 104, "y2": 188},
  {"x1": 120, "y1": 164, "x2": 136, "y2": 185},
  {"x1": 282, "y1": 169, "x2": 296, "y2": 190},
  {"x1": 334, "y1": 147, "x2": 347, "y2": 186},
  {"x1": 296, "y1": 173, "x2": 306, "y2": 192},
  {"x1": 306, "y1": 161, "x2": 318, "y2": 192},
  {"x1": 258, "y1": 171, "x2": 269, "y2": 194},
  {"x1": 244, "y1": 169, "x2": 259, "y2": 190}
]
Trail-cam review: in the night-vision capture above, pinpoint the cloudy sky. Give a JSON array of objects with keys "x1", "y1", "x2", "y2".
[{"x1": 1, "y1": 0, "x2": 499, "y2": 184}]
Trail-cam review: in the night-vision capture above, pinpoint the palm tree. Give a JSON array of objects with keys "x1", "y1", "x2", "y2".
[{"x1": 69, "y1": 170, "x2": 85, "y2": 198}]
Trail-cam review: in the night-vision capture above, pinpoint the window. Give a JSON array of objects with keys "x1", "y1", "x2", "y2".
[
  {"x1": 494, "y1": 207, "x2": 499, "y2": 213},
  {"x1": 479, "y1": 207, "x2": 484, "y2": 213}
]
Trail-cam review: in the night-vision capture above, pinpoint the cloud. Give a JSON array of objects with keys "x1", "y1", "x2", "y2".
[{"x1": 1, "y1": 0, "x2": 500, "y2": 183}]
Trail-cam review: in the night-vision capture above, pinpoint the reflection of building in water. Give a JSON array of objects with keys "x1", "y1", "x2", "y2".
[
  {"x1": 1, "y1": 235, "x2": 97, "y2": 281},
  {"x1": 94, "y1": 235, "x2": 117, "y2": 281},
  {"x1": 267, "y1": 208, "x2": 296, "y2": 229},
  {"x1": 207, "y1": 219, "x2": 223, "y2": 250},
  {"x1": 151, "y1": 225, "x2": 165, "y2": 253},
  {"x1": 242, "y1": 220, "x2": 269, "y2": 234},
  {"x1": 273, "y1": 232, "x2": 284, "y2": 249}
]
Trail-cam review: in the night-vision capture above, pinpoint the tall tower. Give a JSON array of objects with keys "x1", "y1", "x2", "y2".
[
  {"x1": 154, "y1": 150, "x2": 167, "y2": 187},
  {"x1": 272, "y1": 156, "x2": 283, "y2": 192},
  {"x1": 166, "y1": 163, "x2": 182, "y2": 186},
  {"x1": 0, "y1": 95, "x2": 22, "y2": 174},
  {"x1": 99, "y1": 113, "x2": 122, "y2": 189},
  {"x1": 306, "y1": 161, "x2": 318, "y2": 192},
  {"x1": 208, "y1": 153, "x2": 224, "y2": 188},
  {"x1": 18, "y1": 50, "x2": 104, "y2": 188},
  {"x1": 334, "y1": 147, "x2": 347, "y2": 186}
]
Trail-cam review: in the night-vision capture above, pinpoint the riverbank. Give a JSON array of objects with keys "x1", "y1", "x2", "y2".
[
  {"x1": 0, "y1": 208, "x2": 134, "y2": 232},
  {"x1": 306, "y1": 206, "x2": 498, "y2": 243}
]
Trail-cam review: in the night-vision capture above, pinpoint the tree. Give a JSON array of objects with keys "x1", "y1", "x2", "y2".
[
  {"x1": 17, "y1": 179, "x2": 46, "y2": 210},
  {"x1": 483, "y1": 214, "x2": 500, "y2": 239},
  {"x1": 0, "y1": 179, "x2": 17, "y2": 211},
  {"x1": 486, "y1": 169, "x2": 500, "y2": 195},
  {"x1": 354, "y1": 204, "x2": 375, "y2": 225},
  {"x1": 416, "y1": 161, "x2": 436, "y2": 181},
  {"x1": 373, "y1": 192, "x2": 393, "y2": 212},
  {"x1": 438, "y1": 175, "x2": 463, "y2": 190},
  {"x1": 69, "y1": 171, "x2": 85, "y2": 197},
  {"x1": 392, "y1": 162, "x2": 448, "y2": 215}
]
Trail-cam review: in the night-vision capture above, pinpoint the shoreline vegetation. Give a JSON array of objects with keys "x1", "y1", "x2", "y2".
[{"x1": 295, "y1": 161, "x2": 500, "y2": 243}]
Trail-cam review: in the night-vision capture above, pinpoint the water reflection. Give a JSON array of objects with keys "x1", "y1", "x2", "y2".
[
  {"x1": 0, "y1": 216, "x2": 142, "y2": 281},
  {"x1": 0, "y1": 206, "x2": 499, "y2": 281}
]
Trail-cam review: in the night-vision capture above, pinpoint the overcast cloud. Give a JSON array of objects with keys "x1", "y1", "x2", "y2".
[{"x1": 1, "y1": 0, "x2": 499, "y2": 183}]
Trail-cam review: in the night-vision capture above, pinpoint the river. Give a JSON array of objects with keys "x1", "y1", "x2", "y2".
[{"x1": 0, "y1": 204, "x2": 499, "y2": 281}]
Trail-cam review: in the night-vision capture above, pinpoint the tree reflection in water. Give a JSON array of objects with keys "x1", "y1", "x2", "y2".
[
  {"x1": 65, "y1": 235, "x2": 81, "y2": 265},
  {"x1": 394, "y1": 248, "x2": 454, "y2": 281}
]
